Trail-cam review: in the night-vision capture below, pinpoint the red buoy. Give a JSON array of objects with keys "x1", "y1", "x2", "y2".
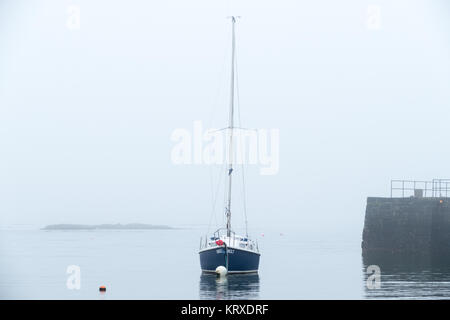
[
  {"x1": 99, "y1": 285, "x2": 106, "y2": 292},
  {"x1": 215, "y1": 239, "x2": 224, "y2": 246}
]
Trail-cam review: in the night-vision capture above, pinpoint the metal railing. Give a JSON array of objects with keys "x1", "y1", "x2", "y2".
[
  {"x1": 390, "y1": 179, "x2": 450, "y2": 198},
  {"x1": 199, "y1": 228, "x2": 258, "y2": 252},
  {"x1": 200, "y1": 228, "x2": 237, "y2": 250}
]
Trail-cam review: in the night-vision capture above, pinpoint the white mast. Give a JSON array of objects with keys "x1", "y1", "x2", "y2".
[{"x1": 226, "y1": 16, "x2": 237, "y2": 238}]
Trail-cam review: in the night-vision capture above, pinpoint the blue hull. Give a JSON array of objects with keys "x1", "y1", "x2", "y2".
[{"x1": 199, "y1": 247, "x2": 260, "y2": 273}]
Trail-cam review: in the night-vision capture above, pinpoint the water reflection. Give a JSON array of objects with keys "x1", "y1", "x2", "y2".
[
  {"x1": 199, "y1": 273, "x2": 260, "y2": 299},
  {"x1": 362, "y1": 253, "x2": 450, "y2": 299}
]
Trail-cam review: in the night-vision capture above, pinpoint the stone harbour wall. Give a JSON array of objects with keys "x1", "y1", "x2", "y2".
[{"x1": 362, "y1": 197, "x2": 450, "y2": 266}]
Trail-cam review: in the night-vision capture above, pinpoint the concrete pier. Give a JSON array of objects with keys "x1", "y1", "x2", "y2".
[{"x1": 362, "y1": 197, "x2": 450, "y2": 267}]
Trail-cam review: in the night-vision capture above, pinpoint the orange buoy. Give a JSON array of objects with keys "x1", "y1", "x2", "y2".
[
  {"x1": 99, "y1": 285, "x2": 106, "y2": 292},
  {"x1": 440, "y1": 199, "x2": 444, "y2": 204}
]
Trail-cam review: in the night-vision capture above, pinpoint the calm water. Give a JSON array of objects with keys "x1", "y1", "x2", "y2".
[{"x1": 1, "y1": 225, "x2": 450, "y2": 299}]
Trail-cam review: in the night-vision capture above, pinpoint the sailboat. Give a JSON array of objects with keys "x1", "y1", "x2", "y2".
[{"x1": 198, "y1": 17, "x2": 261, "y2": 274}]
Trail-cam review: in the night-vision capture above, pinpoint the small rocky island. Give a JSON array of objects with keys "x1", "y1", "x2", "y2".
[{"x1": 42, "y1": 223, "x2": 173, "y2": 230}]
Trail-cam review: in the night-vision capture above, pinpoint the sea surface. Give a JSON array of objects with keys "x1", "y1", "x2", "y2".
[{"x1": 1, "y1": 224, "x2": 450, "y2": 299}]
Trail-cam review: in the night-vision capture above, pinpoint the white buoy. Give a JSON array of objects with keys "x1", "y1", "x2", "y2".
[{"x1": 215, "y1": 265, "x2": 227, "y2": 277}]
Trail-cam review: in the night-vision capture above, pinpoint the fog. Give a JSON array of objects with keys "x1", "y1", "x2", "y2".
[{"x1": 1, "y1": 0, "x2": 449, "y2": 238}]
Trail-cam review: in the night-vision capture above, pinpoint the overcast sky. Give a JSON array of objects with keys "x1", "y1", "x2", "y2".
[{"x1": 0, "y1": 0, "x2": 449, "y2": 237}]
